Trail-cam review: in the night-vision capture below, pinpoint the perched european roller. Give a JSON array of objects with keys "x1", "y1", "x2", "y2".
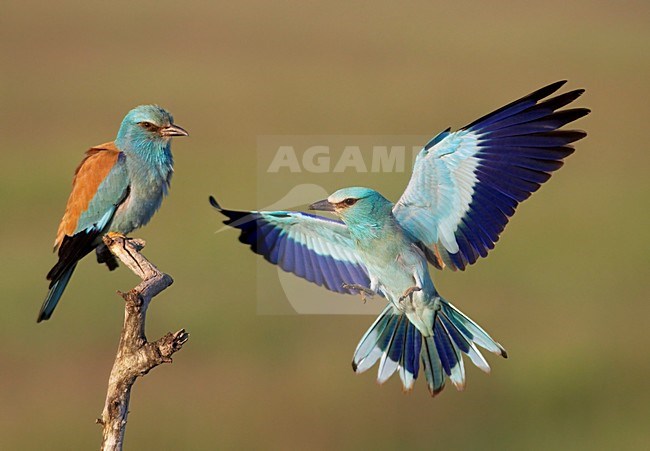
[
  {"x1": 211, "y1": 81, "x2": 589, "y2": 396},
  {"x1": 38, "y1": 105, "x2": 188, "y2": 322}
]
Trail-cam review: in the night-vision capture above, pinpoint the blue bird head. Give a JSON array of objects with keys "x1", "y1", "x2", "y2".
[
  {"x1": 309, "y1": 187, "x2": 393, "y2": 232},
  {"x1": 115, "y1": 105, "x2": 188, "y2": 153}
]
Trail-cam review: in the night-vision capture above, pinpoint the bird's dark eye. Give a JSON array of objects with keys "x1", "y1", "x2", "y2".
[
  {"x1": 343, "y1": 198, "x2": 357, "y2": 206},
  {"x1": 139, "y1": 122, "x2": 156, "y2": 130}
]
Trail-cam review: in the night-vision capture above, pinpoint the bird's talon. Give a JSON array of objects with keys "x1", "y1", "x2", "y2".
[
  {"x1": 398, "y1": 286, "x2": 422, "y2": 303},
  {"x1": 342, "y1": 283, "x2": 376, "y2": 302}
]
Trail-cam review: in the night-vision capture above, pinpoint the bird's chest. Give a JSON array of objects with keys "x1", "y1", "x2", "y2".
[
  {"x1": 357, "y1": 235, "x2": 425, "y2": 296},
  {"x1": 112, "y1": 163, "x2": 172, "y2": 233}
]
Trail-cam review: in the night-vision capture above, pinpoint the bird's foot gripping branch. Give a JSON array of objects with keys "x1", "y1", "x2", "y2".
[{"x1": 98, "y1": 234, "x2": 189, "y2": 451}]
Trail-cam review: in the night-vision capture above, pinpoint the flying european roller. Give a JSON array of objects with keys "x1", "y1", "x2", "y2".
[
  {"x1": 39, "y1": 105, "x2": 188, "y2": 322},
  {"x1": 211, "y1": 81, "x2": 589, "y2": 396}
]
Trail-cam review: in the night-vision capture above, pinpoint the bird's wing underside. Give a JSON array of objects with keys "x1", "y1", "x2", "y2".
[
  {"x1": 211, "y1": 197, "x2": 377, "y2": 296},
  {"x1": 393, "y1": 81, "x2": 590, "y2": 271}
]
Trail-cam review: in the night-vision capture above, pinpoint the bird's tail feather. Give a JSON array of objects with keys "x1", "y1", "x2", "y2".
[
  {"x1": 352, "y1": 298, "x2": 507, "y2": 396},
  {"x1": 37, "y1": 263, "x2": 77, "y2": 322},
  {"x1": 352, "y1": 304, "x2": 422, "y2": 392}
]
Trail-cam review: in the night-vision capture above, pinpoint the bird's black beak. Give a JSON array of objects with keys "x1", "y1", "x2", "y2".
[
  {"x1": 161, "y1": 123, "x2": 189, "y2": 137},
  {"x1": 308, "y1": 199, "x2": 335, "y2": 212}
]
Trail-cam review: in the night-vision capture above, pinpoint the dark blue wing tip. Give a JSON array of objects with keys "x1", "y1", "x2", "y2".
[
  {"x1": 546, "y1": 79, "x2": 568, "y2": 90},
  {"x1": 424, "y1": 127, "x2": 451, "y2": 150},
  {"x1": 209, "y1": 195, "x2": 221, "y2": 210},
  {"x1": 208, "y1": 198, "x2": 258, "y2": 232},
  {"x1": 531, "y1": 80, "x2": 568, "y2": 98},
  {"x1": 463, "y1": 80, "x2": 581, "y2": 131}
]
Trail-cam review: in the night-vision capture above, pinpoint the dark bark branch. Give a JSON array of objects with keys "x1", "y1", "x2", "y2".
[{"x1": 98, "y1": 235, "x2": 189, "y2": 451}]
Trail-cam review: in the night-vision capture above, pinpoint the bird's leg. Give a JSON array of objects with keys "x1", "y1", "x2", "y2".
[
  {"x1": 96, "y1": 244, "x2": 120, "y2": 271},
  {"x1": 342, "y1": 284, "x2": 376, "y2": 303},
  {"x1": 398, "y1": 286, "x2": 422, "y2": 305}
]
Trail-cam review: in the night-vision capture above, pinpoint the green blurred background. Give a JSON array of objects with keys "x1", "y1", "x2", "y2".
[{"x1": 2, "y1": 1, "x2": 649, "y2": 449}]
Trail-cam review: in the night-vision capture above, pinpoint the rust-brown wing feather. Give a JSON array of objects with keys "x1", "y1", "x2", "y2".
[{"x1": 54, "y1": 142, "x2": 122, "y2": 250}]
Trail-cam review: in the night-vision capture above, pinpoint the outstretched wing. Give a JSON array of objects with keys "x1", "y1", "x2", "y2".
[
  {"x1": 48, "y1": 143, "x2": 129, "y2": 284},
  {"x1": 394, "y1": 81, "x2": 590, "y2": 271},
  {"x1": 210, "y1": 196, "x2": 375, "y2": 295}
]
